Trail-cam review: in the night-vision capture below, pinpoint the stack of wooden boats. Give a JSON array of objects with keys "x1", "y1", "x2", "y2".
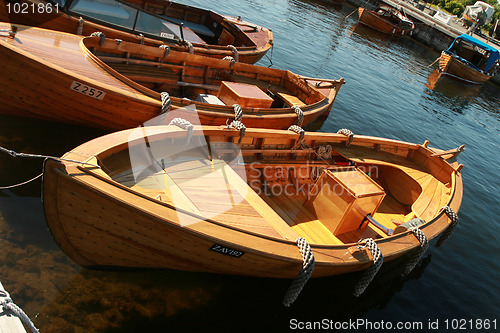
[
  {"x1": 436, "y1": 34, "x2": 500, "y2": 85},
  {"x1": 0, "y1": 0, "x2": 273, "y2": 63},
  {"x1": 357, "y1": 5, "x2": 414, "y2": 36},
  {"x1": 0, "y1": 22, "x2": 344, "y2": 130}
]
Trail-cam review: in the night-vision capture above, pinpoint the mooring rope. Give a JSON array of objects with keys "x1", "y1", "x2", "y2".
[
  {"x1": 436, "y1": 206, "x2": 459, "y2": 247},
  {"x1": 90, "y1": 31, "x2": 105, "y2": 46},
  {"x1": 161, "y1": 92, "x2": 172, "y2": 114},
  {"x1": 0, "y1": 290, "x2": 39, "y2": 333},
  {"x1": 293, "y1": 106, "x2": 304, "y2": 127},
  {"x1": 353, "y1": 238, "x2": 383, "y2": 297},
  {"x1": 228, "y1": 45, "x2": 239, "y2": 62},
  {"x1": 283, "y1": 237, "x2": 315, "y2": 307},
  {"x1": 288, "y1": 125, "x2": 305, "y2": 143},
  {"x1": 316, "y1": 145, "x2": 333, "y2": 159},
  {"x1": 401, "y1": 227, "x2": 429, "y2": 276},
  {"x1": 0, "y1": 173, "x2": 43, "y2": 190},
  {"x1": 337, "y1": 128, "x2": 354, "y2": 146},
  {"x1": 168, "y1": 118, "x2": 194, "y2": 144}
]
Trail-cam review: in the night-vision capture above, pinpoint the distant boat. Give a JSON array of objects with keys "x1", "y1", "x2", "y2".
[
  {"x1": 0, "y1": 23, "x2": 343, "y2": 130},
  {"x1": 43, "y1": 124, "x2": 463, "y2": 280},
  {"x1": 357, "y1": 5, "x2": 414, "y2": 36},
  {"x1": 0, "y1": 0, "x2": 273, "y2": 64},
  {"x1": 437, "y1": 34, "x2": 500, "y2": 84}
]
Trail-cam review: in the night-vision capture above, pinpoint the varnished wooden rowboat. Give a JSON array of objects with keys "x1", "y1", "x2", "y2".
[
  {"x1": 0, "y1": 0, "x2": 273, "y2": 64},
  {"x1": 42, "y1": 124, "x2": 464, "y2": 283},
  {"x1": 437, "y1": 34, "x2": 500, "y2": 85},
  {"x1": 0, "y1": 23, "x2": 343, "y2": 130},
  {"x1": 357, "y1": 5, "x2": 414, "y2": 36}
]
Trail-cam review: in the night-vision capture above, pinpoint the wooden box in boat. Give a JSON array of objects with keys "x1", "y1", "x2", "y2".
[
  {"x1": 217, "y1": 81, "x2": 274, "y2": 108},
  {"x1": 0, "y1": 23, "x2": 344, "y2": 130},
  {"x1": 306, "y1": 167, "x2": 386, "y2": 235},
  {"x1": 42, "y1": 125, "x2": 464, "y2": 279},
  {"x1": 0, "y1": 0, "x2": 273, "y2": 64}
]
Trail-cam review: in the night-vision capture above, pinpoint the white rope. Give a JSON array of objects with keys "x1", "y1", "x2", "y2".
[
  {"x1": 186, "y1": 41, "x2": 194, "y2": 54},
  {"x1": 288, "y1": 125, "x2": 305, "y2": 143},
  {"x1": 436, "y1": 206, "x2": 459, "y2": 247},
  {"x1": 353, "y1": 238, "x2": 383, "y2": 297},
  {"x1": 0, "y1": 173, "x2": 42, "y2": 190},
  {"x1": 401, "y1": 227, "x2": 429, "y2": 276},
  {"x1": 161, "y1": 92, "x2": 171, "y2": 114},
  {"x1": 90, "y1": 31, "x2": 105, "y2": 46},
  {"x1": 337, "y1": 128, "x2": 354, "y2": 146},
  {"x1": 283, "y1": 237, "x2": 315, "y2": 307},
  {"x1": 228, "y1": 120, "x2": 246, "y2": 144},
  {"x1": 0, "y1": 290, "x2": 39, "y2": 333},
  {"x1": 139, "y1": 33, "x2": 145, "y2": 45},
  {"x1": 233, "y1": 104, "x2": 243, "y2": 122},
  {"x1": 159, "y1": 44, "x2": 170, "y2": 58},
  {"x1": 223, "y1": 56, "x2": 235, "y2": 67},
  {"x1": 77, "y1": 17, "x2": 84, "y2": 35},
  {"x1": 168, "y1": 118, "x2": 194, "y2": 144},
  {"x1": 293, "y1": 106, "x2": 304, "y2": 126},
  {"x1": 228, "y1": 45, "x2": 239, "y2": 62}
]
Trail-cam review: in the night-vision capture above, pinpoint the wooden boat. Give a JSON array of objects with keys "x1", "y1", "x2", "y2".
[
  {"x1": 0, "y1": 0, "x2": 273, "y2": 64},
  {"x1": 0, "y1": 23, "x2": 343, "y2": 130},
  {"x1": 42, "y1": 124, "x2": 464, "y2": 280},
  {"x1": 437, "y1": 34, "x2": 500, "y2": 85},
  {"x1": 357, "y1": 5, "x2": 414, "y2": 36}
]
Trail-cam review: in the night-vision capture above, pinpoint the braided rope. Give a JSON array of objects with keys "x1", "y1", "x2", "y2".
[
  {"x1": 228, "y1": 45, "x2": 239, "y2": 62},
  {"x1": 337, "y1": 128, "x2": 354, "y2": 146},
  {"x1": 223, "y1": 56, "x2": 235, "y2": 67},
  {"x1": 228, "y1": 120, "x2": 246, "y2": 144},
  {"x1": 90, "y1": 31, "x2": 105, "y2": 46},
  {"x1": 401, "y1": 227, "x2": 429, "y2": 276},
  {"x1": 233, "y1": 104, "x2": 243, "y2": 122},
  {"x1": 0, "y1": 290, "x2": 39, "y2": 333},
  {"x1": 353, "y1": 238, "x2": 383, "y2": 297},
  {"x1": 288, "y1": 125, "x2": 305, "y2": 143},
  {"x1": 317, "y1": 145, "x2": 333, "y2": 159},
  {"x1": 139, "y1": 33, "x2": 145, "y2": 45},
  {"x1": 161, "y1": 92, "x2": 171, "y2": 114},
  {"x1": 436, "y1": 206, "x2": 459, "y2": 247},
  {"x1": 186, "y1": 41, "x2": 194, "y2": 54},
  {"x1": 77, "y1": 17, "x2": 84, "y2": 35},
  {"x1": 283, "y1": 237, "x2": 315, "y2": 307},
  {"x1": 169, "y1": 118, "x2": 193, "y2": 143},
  {"x1": 293, "y1": 106, "x2": 304, "y2": 126},
  {"x1": 159, "y1": 44, "x2": 170, "y2": 58}
]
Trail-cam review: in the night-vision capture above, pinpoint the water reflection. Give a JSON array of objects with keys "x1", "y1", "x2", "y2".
[{"x1": 425, "y1": 69, "x2": 482, "y2": 97}]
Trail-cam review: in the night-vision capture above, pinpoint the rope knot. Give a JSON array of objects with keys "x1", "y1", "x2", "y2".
[
  {"x1": 282, "y1": 237, "x2": 315, "y2": 307},
  {"x1": 90, "y1": 31, "x2": 105, "y2": 46},
  {"x1": 317, "y1": 145, "x2": 333, "y2": 159},
  {"x1": 169, "y1": 118, "x2": 193, "y2": 144},
  {"x1": 337, "y1": 128, "x2": 354, "y2": 146}
]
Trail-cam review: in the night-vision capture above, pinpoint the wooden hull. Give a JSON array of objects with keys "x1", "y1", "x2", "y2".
[
  {"x1": 438, "y1": 51, "x2": 493, "y2": 85},
  {"x1": 0, "y1": 0, "x2": 272, "y2": 64},
  {"x1": 357, "y1": 7, "x2": 412, "y2": 36},
  {"x1": 0, "y1": 23, "x2": 343, "y2": 131},
  {"x1": 42, "y1": 126, "x2": 463, "y2": 278}
]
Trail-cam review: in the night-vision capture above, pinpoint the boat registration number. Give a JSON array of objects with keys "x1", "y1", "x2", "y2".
[
  {"x1": 70, "y1": 81, "x2": 106, "y2": 100},
  {"x1": 210, "y1": 244, "x2": 245, "y2": 258}
]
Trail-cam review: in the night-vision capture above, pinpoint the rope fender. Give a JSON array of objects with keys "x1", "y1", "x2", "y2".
[
  {"x1": 228, "y1": 45, "x2": 239, "y2": 62},
  {"x1": 222, "y1": 56, "x2": 235, "y2": 67},
  {"x1": 90, "y1": 31, "x2": 105, "y2": 47},
  {"x1": 293, "y1": 106, "x2": 304, "y2": 127},
  {"x1": 337, "y1": 128, "x2": 354, "y2": 146},
  {"x1": 401, "y1": 227, "x2": 429, "y2": 276},
  {"x1": 159, "y1": 44, "x2": 171, "y2": 58},
  {"x1": 161, "y1": 92, "x2": 171, "y2": 114},
  {"x1": 283, "y1": 237, "x2": 315, "y2": 307},
  {"x1": 288, "y1": 125, "x2": 305, "y2": 143},
  {"x1": 169, "y1": 118, "x2": 193, "y2": 144},
  {"x1": 436, "y1": 206, "x2": 459, "y2": 247},
  {"x1": 0, "y1": 290, "x2": 39, "y2": 333},
  {"x1": 353, "y1": 238, "x2": 383, "y2": 297}
]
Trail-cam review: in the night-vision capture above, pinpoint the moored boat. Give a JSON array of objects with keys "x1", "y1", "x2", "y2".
[
  {"x1": 0, "y1": 0, "x2": 273, "y2": 64},
  {"x1": 0, "y1": 23, "x2": 343, "y2": 130},
  {"x1": 437, "y1": 34, "x2": 500, "y2": 85},
  {"x1": 357, "y1": 5, "x2": 414, "y2": 36},
  {"x1": 42, "y1": 124, "x2": 464, "y2": 292}
]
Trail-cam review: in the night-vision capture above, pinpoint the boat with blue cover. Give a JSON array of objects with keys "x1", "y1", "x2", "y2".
[{"x1": 438, "y1": 34, "x2": 500, "y2": 84}]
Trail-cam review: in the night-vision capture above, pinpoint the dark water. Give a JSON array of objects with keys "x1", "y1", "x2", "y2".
[{"x1": 1, "y1": 0, "x2": 499, "y2": 331}]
